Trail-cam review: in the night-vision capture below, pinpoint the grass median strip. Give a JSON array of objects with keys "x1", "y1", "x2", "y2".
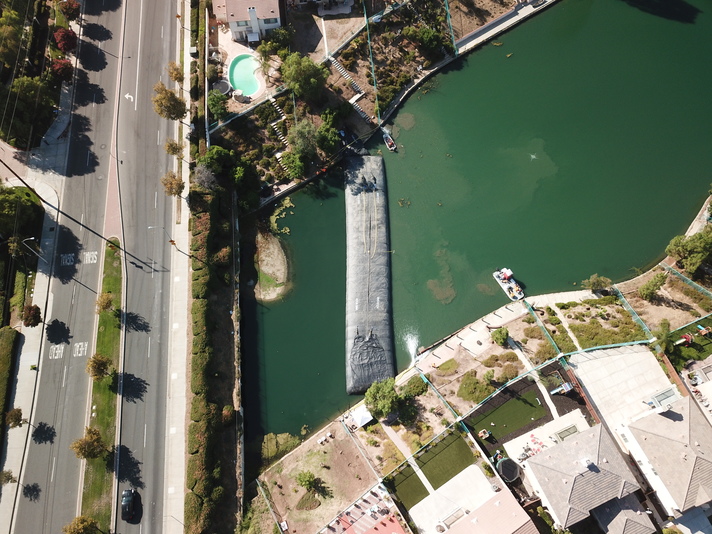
[{"x1": 81, "y1": 239, "x2": 122, "y2": 530}]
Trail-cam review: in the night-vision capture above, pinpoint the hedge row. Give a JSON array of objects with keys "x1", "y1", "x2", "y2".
[
  {"x1": 185, "y1": 185, "x2": 231, "y2": 533},
  {"x1": 0, "y1": 326, "x2": 20, "y2": 453}
]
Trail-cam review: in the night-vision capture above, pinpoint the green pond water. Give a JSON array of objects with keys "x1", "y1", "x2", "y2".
[{"x1": 241, "y1": 0, "x2": 712, "y2": 441}]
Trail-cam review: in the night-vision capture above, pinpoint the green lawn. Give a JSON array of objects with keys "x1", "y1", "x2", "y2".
[
  {"x1": 668, "y1": 318, "x2": 712, "y2": 371},
  {"x1": 415, "y1": 432, "x2": 475, "y2": 490},
  {"x1": 386, "y1": 464, "x2": 429, "y2": 510},
  {"x1": 465, "y1": 389, "x2": 546, "y2": 441},
  {"x1": 81, "y1": 240, "x2": 122, "y2": 531}
]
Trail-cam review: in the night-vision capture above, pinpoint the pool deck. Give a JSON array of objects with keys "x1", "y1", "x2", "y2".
[{"x1": 209, "y1": 17, "x2": 281, "y2": 112}]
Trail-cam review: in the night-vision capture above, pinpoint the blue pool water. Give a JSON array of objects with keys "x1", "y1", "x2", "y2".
[{"x1": 228, "y1": 54, "x2": 260, "y2": 96}]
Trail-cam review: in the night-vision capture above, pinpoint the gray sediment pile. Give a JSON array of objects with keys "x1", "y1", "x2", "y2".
[{"x1": 344, "y1": 156, "x2": 395, "y2": 394}]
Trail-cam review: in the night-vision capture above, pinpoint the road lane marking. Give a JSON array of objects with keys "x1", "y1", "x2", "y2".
[
  {"x1": 51, "y1": 457, "x2": 56, "y2": 482},
  {"x1": 62, "y1": 366, "x2": 67, "y2": 387},
  {"x1": 135, "y1": 0, "x2": 145, "y2": 112},
  {"x1": 161, "y1": 25, "x2": 164, "y2": 38},
  {"x1": 148, "y1": 337, "x2": 151, "y2": 359},
  {"x1": 61, "y1": 253, "x2": 75, "y2": 266},
  {"x1": 83, "y1": 251, "x2": 98, "y2": 264},
  {"x1": 144, "y1": 424, "x2": 147, "y2": 448},
  {"x1": 72, "y1": 342, "x2": 88, "y2": 358},
  {"x1": 49, "y1": 345, "x2": 64, "y2": 360},
  {"x1": 157, "y1": 130, "x2": 160, "y2": 145}
]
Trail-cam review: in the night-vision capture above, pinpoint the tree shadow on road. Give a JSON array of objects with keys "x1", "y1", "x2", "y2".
[
  {"x1": 53, "y1": 223, "x2": 83, "y2": 283},
  {"x1": 113, "y1": 373, "x2": 149, "y2": 403},
  {"x1": 106, "y1": 444, "x2": 144, "y2": 489},
  {"x1": 22, "y1": 483, "x2": 41, "y2": 501},
  {"x1": 32, "y1": 422, "x2": 56, "y2": 444},
  {"x1": 65, "y1": 114, "x2": 99, "y2": 176},
  {"x1": 73, "y1": 71, "x2": 107, "y2": 107},
  {"x1": 45, "y1": 319, "x2": 72, "y2": 344},
  {"x1": 78, "y1": 41, "x2": 108, "y2": 72},
  {"x1": 118, "y1": 310, "x2": 151, "y2": 333},
  {"x1": 84, "y1": 0, "x2": 121, "y2": 15},
  {"x1": 82, "y1": 22, "x2": 113, "y2": 42}
]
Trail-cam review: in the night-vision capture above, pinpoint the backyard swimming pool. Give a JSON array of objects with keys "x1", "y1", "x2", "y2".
[{"x1": 228, "y1": 54, "x2": 260, "y2": 96}]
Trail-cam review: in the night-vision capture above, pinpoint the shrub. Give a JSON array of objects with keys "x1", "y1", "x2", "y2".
[
  {"x1": 0, "y1": 327, "x2": 19, "y2": 438},
  {"x1": 54, "y1": 28, "x2": 78, "y2": 52},
  {"x1": 457, "y1": 370, "x2": 494, "y2": 403},
  {"x1": 57, "y1": 0, "x2": 81, "y2": 20},
  {"x1": 400, "y1": 374, "x2": 428, "y2": 397},
  {"x1": 51, "y1": 58, "x2": 73, "y2": 82},
  {"x1": 491, "y1": 327, "x2": 508, "y2": 346},
  {"x1": 638, "y1": 272, "x2": 667, "y2": 301},
  {"x1": 191, "y1": 394, "x2": 209, "y2": 422},
  {"x1": 481, "y1": 462, "x2": 494, "y2": 477},
  {"x1": 499, "y1": 363, "x2": 519, "y2": 382}
]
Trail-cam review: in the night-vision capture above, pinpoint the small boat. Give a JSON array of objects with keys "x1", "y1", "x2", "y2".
[
  {"x1": 493, "y1": 268, "x2": 524, "y2": 301},
  {"x1": 382, "y1": 127, "x2": 397, "y2": 152}
]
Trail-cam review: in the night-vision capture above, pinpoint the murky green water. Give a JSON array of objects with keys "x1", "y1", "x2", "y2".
[{"x1": 242, "y1": 0, "x2": 712, "y2": 439}]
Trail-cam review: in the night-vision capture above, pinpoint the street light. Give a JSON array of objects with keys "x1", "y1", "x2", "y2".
[
  {"x1": 147, "y1": 226, "x2": 176, "y2": 246},
  {"x1": 22, "y1": 237, "x2": 47, "y2": 263}
]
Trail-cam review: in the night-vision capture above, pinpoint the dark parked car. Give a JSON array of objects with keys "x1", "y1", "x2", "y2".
[{"x1": 121, "y1": 489, "x2": 136, "y2": 521}]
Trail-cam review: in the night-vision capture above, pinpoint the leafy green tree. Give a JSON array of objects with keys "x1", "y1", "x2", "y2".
[
  {"x1": 164, "y1": 139, "x2": 183, "y2": 158},
  {"x1": 652, "y1": 319, "x2": 674, "y2": 355},
  {"x1": 0, "y1": 469, "x2": 17, "y2": 485},
  {"x1": 638, "y1": 272, "x2": 667, "y2": 302},
  {"x1": 57, "y1": 0, "x2": 81, "y2": 21},
  {"x1": 196, "y1": 145, "x2": 235, "y2": 176},
  {"x1": 0, "y1": 10, "x2": 22, "y2": 68},
  {"x1": 51, "y1": 59, "x2": 74, "y2": 83},
  {"x1": 54, "y1": 28, "x2": 78, "y2": 53},
  {"x1": 281, "y1": 52, "x2": 328, "y2": 101},
  {"x1": 6, "y1": 407, "x2": 25, "y2": 428},
  {"x1": 207, "y1": 90, "x2": 228, "y2": 120},
  {"x1": 69, "y1": 427, "x2": 107, "y2": 459},
  {"x1": 22, "y1": 304, "x2": 42, "y2": 327},
  {"x1": 317, "y1": 123, "x2": 340, "y2": 154},
  {"x1": 166, "y1": 61, "x2": 184, "y2": 84},
  {"x1": 491, "y1": 327, "x2": 509, "y2": 346},
  {"x1": 96, "y1": 292, "x2": 113, "y2": 313},
  {"x1": 160, "y1": 170, "x2": 185, "y2": 197},
  {"x1": 62, "y1": 516, "x2": 100, "y2": 534},
  {"x1": 268, "y1": 25, "x2": 294, "y2": 50},
  {"x1": 233, "y1": 166, "x2": 245, "y2": 186},
  {"x1": 364, "y1": 378, "x2": 399, "y2": 419},
  {"x1": 280, "y1": 151, "x2": 304, "y2": 180},
  {"x1": 0, "y1": 185, "x2": 38, "y2": 236},
  {"x1": 665, "y1": 227, "x2": 712, "y2": 273},
  {"x1": 86, "y1": 354, "x2": 112, "y2": 381},
  {"x1": 295, "y1": 470, "x2": 317, "y2": 491},
  {"x1": 152, "y1": 81, "x2": 187, "y2": 121},
  {"x1": 581, "y1": 273, "x2": 612, "y2": 292},
  {"x1": 288, "y1": 120, "x2": 318, "y2": 162}
]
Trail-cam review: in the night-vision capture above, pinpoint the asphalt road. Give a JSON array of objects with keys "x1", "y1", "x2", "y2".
[
  {"x1": 13, "y1": 0, "x2": 179, "y2": 531},
  {"x1": 113, "y1": 0, "x2": 178, "y2": 531}
]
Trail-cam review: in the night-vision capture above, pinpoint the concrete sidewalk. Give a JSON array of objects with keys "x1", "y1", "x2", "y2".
[
  {"x1": 0, "y1": 27, "x2": 77, "y2": 534},
  {"x1": 0, "y1": 166, "x2": 64, "y2": 534}
]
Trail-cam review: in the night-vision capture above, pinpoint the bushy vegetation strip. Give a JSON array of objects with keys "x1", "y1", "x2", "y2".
[
  {"x1": 185, "y1": 186, "x2": 239, "y2": 533},
  {"x1": 80, "y1": 240, "x2": 122, "y2": 531},
  {"x1": 0, "y1": 327, "x2": 20, "y2": 452}
]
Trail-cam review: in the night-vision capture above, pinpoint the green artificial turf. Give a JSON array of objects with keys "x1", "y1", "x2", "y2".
[
  {"x1": 416, "y1": 432, "x2": 475, "y2": 490},
  {"x1": 465, "y1": 389, "x2": 546, "y2": 441},
  {"x1": 388, "y1": 464, "x2": 429, "y2": 510}
]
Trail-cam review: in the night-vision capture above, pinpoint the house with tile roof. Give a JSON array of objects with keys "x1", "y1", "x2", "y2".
[
  {"x1": 525, "y1": 424, "x2": 654, "y2": 534},
  {"x1": 622, "y1": 397, "x2": 712, "y2": 520},
  {"x1": 213, "y1": 0, "x2": 281, "y2": 43}
]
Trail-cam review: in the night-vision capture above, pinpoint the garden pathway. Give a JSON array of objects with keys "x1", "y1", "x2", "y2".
[{"x1": 380, "y1": 424, "x2": 435, "y2": 493}]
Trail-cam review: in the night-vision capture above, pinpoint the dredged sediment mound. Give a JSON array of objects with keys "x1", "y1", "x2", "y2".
[{"x1": 344, "y1": 156, "x2": 395, "y2": 394}]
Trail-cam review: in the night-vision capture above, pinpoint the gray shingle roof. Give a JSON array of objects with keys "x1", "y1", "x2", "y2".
[
  {"x1": 627, "y1": 396, "x2": 712, "y2": 512},
  {"x1": 591, "y1": 493, "x2": 655, "y2": 534},
  {"x1": 527, "y1": 425, "x2": 640, "y2": 528}
]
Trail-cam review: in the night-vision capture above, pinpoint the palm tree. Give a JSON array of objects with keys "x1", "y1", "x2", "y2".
[{"x1": 652, "y1": 319, "x2": 674, "y2": 355}]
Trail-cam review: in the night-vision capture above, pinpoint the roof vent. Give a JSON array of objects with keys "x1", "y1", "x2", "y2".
[
  {"x1": 580, "y1": 458, "x2": 593, "y2": 468},
  {"x1": 602, "y1": 458, "x2": 608, "y2": 463}
]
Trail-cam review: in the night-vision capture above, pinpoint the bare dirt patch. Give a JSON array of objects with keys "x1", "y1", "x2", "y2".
[
  {"x1": 260, "y1": 421, "x2": 378, "y2": 533},
  {"x1": 618, "y1": 266, "x2": 712, "y2": 331},
  {"x1": 254, "y1": 230, "x2": 289, "y2": 302}
]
